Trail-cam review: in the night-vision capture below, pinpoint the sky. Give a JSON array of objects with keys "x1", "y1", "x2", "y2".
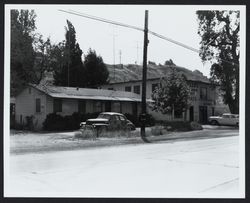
[{"x1": 5, "y1": 4, "x2": 244, "y2": 77}]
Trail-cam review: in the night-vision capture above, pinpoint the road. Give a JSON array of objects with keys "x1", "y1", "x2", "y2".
[{"x1": 5, "y1": 129, "x2": 243, "y2": 198}]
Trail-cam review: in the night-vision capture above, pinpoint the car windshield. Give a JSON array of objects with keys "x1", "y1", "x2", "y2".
[{"x1": 98, "y1": 114, "x2": 111, "y2": 120}]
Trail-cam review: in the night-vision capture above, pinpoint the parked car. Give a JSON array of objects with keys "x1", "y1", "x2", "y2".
[
  {"x1": 80, "y1": 112, "x2": 136, "y2": 136},
  {"x1": 208, "y1": 113, "x2": 239, "y2": 126}
]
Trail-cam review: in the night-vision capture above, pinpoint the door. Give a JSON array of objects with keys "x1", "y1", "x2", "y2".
[
  {"x1": 199, "y1": 106, "x2": 208, "y2": 124},
  {"x1": 189, "y1": 106, "x2": 194, "y2": 122},
  {"x1": 105, "y1": 101, "x2": 111, "y2": 112}
]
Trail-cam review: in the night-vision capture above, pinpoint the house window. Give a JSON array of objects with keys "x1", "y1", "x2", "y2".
[
  {"x1": 93, "y1": 101, "x2": 102, "y2": 113},
  {"x1": 35, "y1": 98, "x2": 41, "y2": 113},
  {"x1": 78, "y1": 100, "x2": 86, "y2": 114},
  {"x1": 53, "y1": 99, "x2": 62, "y2": 113},
  {"x1": 125, "y1": 86, "x2": 132, "y2": 92},
  {"x1": 134, "y1": 85, "x2": 140, "y2": 94},
  {"x1": 152, "y1": 83, "x2": 159, "y2": 93},
  {"x1": 28, "y1": 88, "x2": 31, "y2": 94},
  {"x1": 200, "y1": 87, "x2": 207, "y2": 100}
]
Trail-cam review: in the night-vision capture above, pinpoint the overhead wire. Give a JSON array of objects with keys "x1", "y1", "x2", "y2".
[{"x1": 58, "y1": 9, "x2": 239, "y2": 67}]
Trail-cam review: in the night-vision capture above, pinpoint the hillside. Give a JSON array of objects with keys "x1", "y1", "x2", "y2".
[
  {"x1": 41, "y1": 63, "x2": 210, "y2": 86},
  {"x1": 106, "y1": 63, "x2": 210, "y2": 84}
]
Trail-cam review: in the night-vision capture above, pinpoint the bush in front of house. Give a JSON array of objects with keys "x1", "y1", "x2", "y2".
[
  {"x1": 157, "y1": 121, "x2": 203, "y2": 132},
  {"x1": 43, "y1": 113, "x2": 66, "y2": 131},
  {"x1": 151, "y1": 125, "x2": 168, "y2": 136},
  {"x1": 124, "y1": 113, "x2": 155, "y2": 127},
  {"x1": 43, "y1": 112, "x2": 101, "y2": 131}
]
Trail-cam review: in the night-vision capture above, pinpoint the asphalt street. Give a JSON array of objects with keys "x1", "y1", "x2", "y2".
[{"x1": 6, "y1": 128, "x2": 243, "y2": 198}]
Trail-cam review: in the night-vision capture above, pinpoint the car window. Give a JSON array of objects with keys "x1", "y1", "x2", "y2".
[
  {"x1": 98, "y1": 114, "x2": 111, "y2": 120},
  {"x1": 222, "y1": 114, "x2": 230, "y2": 118},
  {"x1": 119, "y1": 115, "x2": 126, "y2": 121},
  {"x1": 114, "y1": 115, "x2": 120, "y2": 120}
]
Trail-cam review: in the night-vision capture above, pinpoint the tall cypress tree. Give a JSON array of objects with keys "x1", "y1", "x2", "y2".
[{"x1": 53, "y1": 20, "x2": 86, "y2": 87}]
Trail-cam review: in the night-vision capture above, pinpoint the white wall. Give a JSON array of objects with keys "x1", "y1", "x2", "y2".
[{"x1": 15, "y1": 87, "x2": 47, "y2": 130}]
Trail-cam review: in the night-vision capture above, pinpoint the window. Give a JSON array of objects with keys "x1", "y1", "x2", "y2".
[
  {"x1": 93, "y1": 101, "x2": 102, "y2": 113},
  {"x1": 35, "y1": 98, "x2": 41, "y2": 113},
  {"x1": 200, "y1": 87, "x2": 207, "y2": 100},
  {"x1": 190, "y1": 89, "x2": 197, "y2": 101},
  {"x1": 78, "y1": 100, "x2": 86, "y2": 114},
  {"x1": 108, "y1": 87, "x2": 114, "y2": 90},
  {"x1": 28, "y1": 88, "x2": 31, "y2": 94},
  {"x1": 53, "y1": 99, "x2": 62, "y2": 113},
  {"x1": 152, "y1": 83, "x2": 159, "y2": 93},
  {"x1": 119, "y1": 115, "x2": 126, "y2": 121},
  {"x1": 134, "y1": 85, "x2": 140, "y2": 94},
  {"x1": 125, "y1": 86, "x2": 132, "y2": 92}
]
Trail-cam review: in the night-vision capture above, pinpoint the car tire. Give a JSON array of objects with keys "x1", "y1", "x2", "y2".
[{"x1": 211, "y1": 120, "x2": 219, "y2": 125}]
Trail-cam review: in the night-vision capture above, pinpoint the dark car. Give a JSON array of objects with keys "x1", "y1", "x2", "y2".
[{"x1": 80, "y1": 112, "x2": 136, "y2": 136}]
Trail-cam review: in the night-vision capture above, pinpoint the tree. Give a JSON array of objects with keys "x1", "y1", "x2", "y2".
[
  {"x1": 164, "y1": 59, "x2": 176, "y2": 66},
  {"x1": 53, "y1": 20, "x2": 86, "y2": 87},
  {"x1": 33, "y1": 35, "x2": 53, "y2": 83},
  {"x1": 196, "y1": 11, "x2": 239, "y2": 114},
  {"x1": 84, "y1": 49, "x2": 109, "y2": 88},
  {"x1": 151, "y1": 68, "x2": 190, "y2": 119},
  {"x1": 11, "y1": 9, "x2": 37, "y2": 96}
]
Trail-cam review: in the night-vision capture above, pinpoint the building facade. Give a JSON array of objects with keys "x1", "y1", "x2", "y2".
[
  {"x1": 101, "y1": 77, "x2": 219, "y2": 123},
  {"x1": 14, "y1": 85, "x2": 144, "y2": 130}
]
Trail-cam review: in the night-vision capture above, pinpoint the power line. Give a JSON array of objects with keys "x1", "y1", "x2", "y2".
[{"x1": 58, "y1": 9, "x2": 239, "y2": 67}]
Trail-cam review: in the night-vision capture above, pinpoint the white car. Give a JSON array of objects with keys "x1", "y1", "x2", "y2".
[{"x1": 208, "y1": 113, "x2": 239, "y2": 126}]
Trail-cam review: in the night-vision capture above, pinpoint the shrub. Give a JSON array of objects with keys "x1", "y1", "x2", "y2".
[
  {"x1": 43, "y1": 112, "x2": 102, "y2": 131},
  {"x1": 124, "y1": 113, "x2": 140, "y2": 127},
  {"x1": 125, "y1": 113, "x2": 155, "y2": 127},
  {"x1": 151, "y1": 125, "x2": 168, "y2": 136},
  {"x1": 159, "y1": 121, "x2": 201, "y2": 132},
  {"x1": 190, "y1": 122, "x2": 203, "y2": 130},
  {"x1": 74, "y1": 129, "x2": 96, "y2": 139},
  {"x1": 43, "y1": 113, "x2": 65, "y2": 131}
]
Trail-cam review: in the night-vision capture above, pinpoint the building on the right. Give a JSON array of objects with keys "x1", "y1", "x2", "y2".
[{"x1": 101, "y1": 63, "x2": 230, "y2": 124}]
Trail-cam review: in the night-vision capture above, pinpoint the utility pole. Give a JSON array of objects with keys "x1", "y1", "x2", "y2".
[{"x1": 140, "y1": 10, "x2": 150, "y2": 143}]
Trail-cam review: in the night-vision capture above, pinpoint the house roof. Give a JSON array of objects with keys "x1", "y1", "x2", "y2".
[
  {"x1": 30, "y1": 84, "x2": 150, "y2": 102},
  {"x1": 106, "y1": 64, "x2": 211, "y2": 84}
]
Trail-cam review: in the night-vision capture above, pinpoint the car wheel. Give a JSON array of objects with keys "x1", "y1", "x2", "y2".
[{"x1": 211, "y1": 120, "x2": 219, "y2": 125}]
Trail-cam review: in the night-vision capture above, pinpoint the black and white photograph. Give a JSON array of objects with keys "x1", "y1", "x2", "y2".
[{"x1": 3, "y1": 4, "x2": 246, "y2": 198}]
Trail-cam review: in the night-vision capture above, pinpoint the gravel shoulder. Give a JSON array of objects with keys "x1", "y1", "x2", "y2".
[{"x1": 9, "y1": 126, "x2": 239, "y2": 155}]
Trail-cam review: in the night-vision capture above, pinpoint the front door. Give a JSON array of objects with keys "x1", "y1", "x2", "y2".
[
  {"x1": 199, "y1": 106, "x2": 208, "y2": 124},
  {"x1": 189, "y1": 106, "x2": 194, "y2": 122}
]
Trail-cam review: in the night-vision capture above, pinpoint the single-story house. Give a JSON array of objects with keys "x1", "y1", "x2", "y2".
[{"x1": 14, "y1": 84, "x2": 150, "y2": 130}]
